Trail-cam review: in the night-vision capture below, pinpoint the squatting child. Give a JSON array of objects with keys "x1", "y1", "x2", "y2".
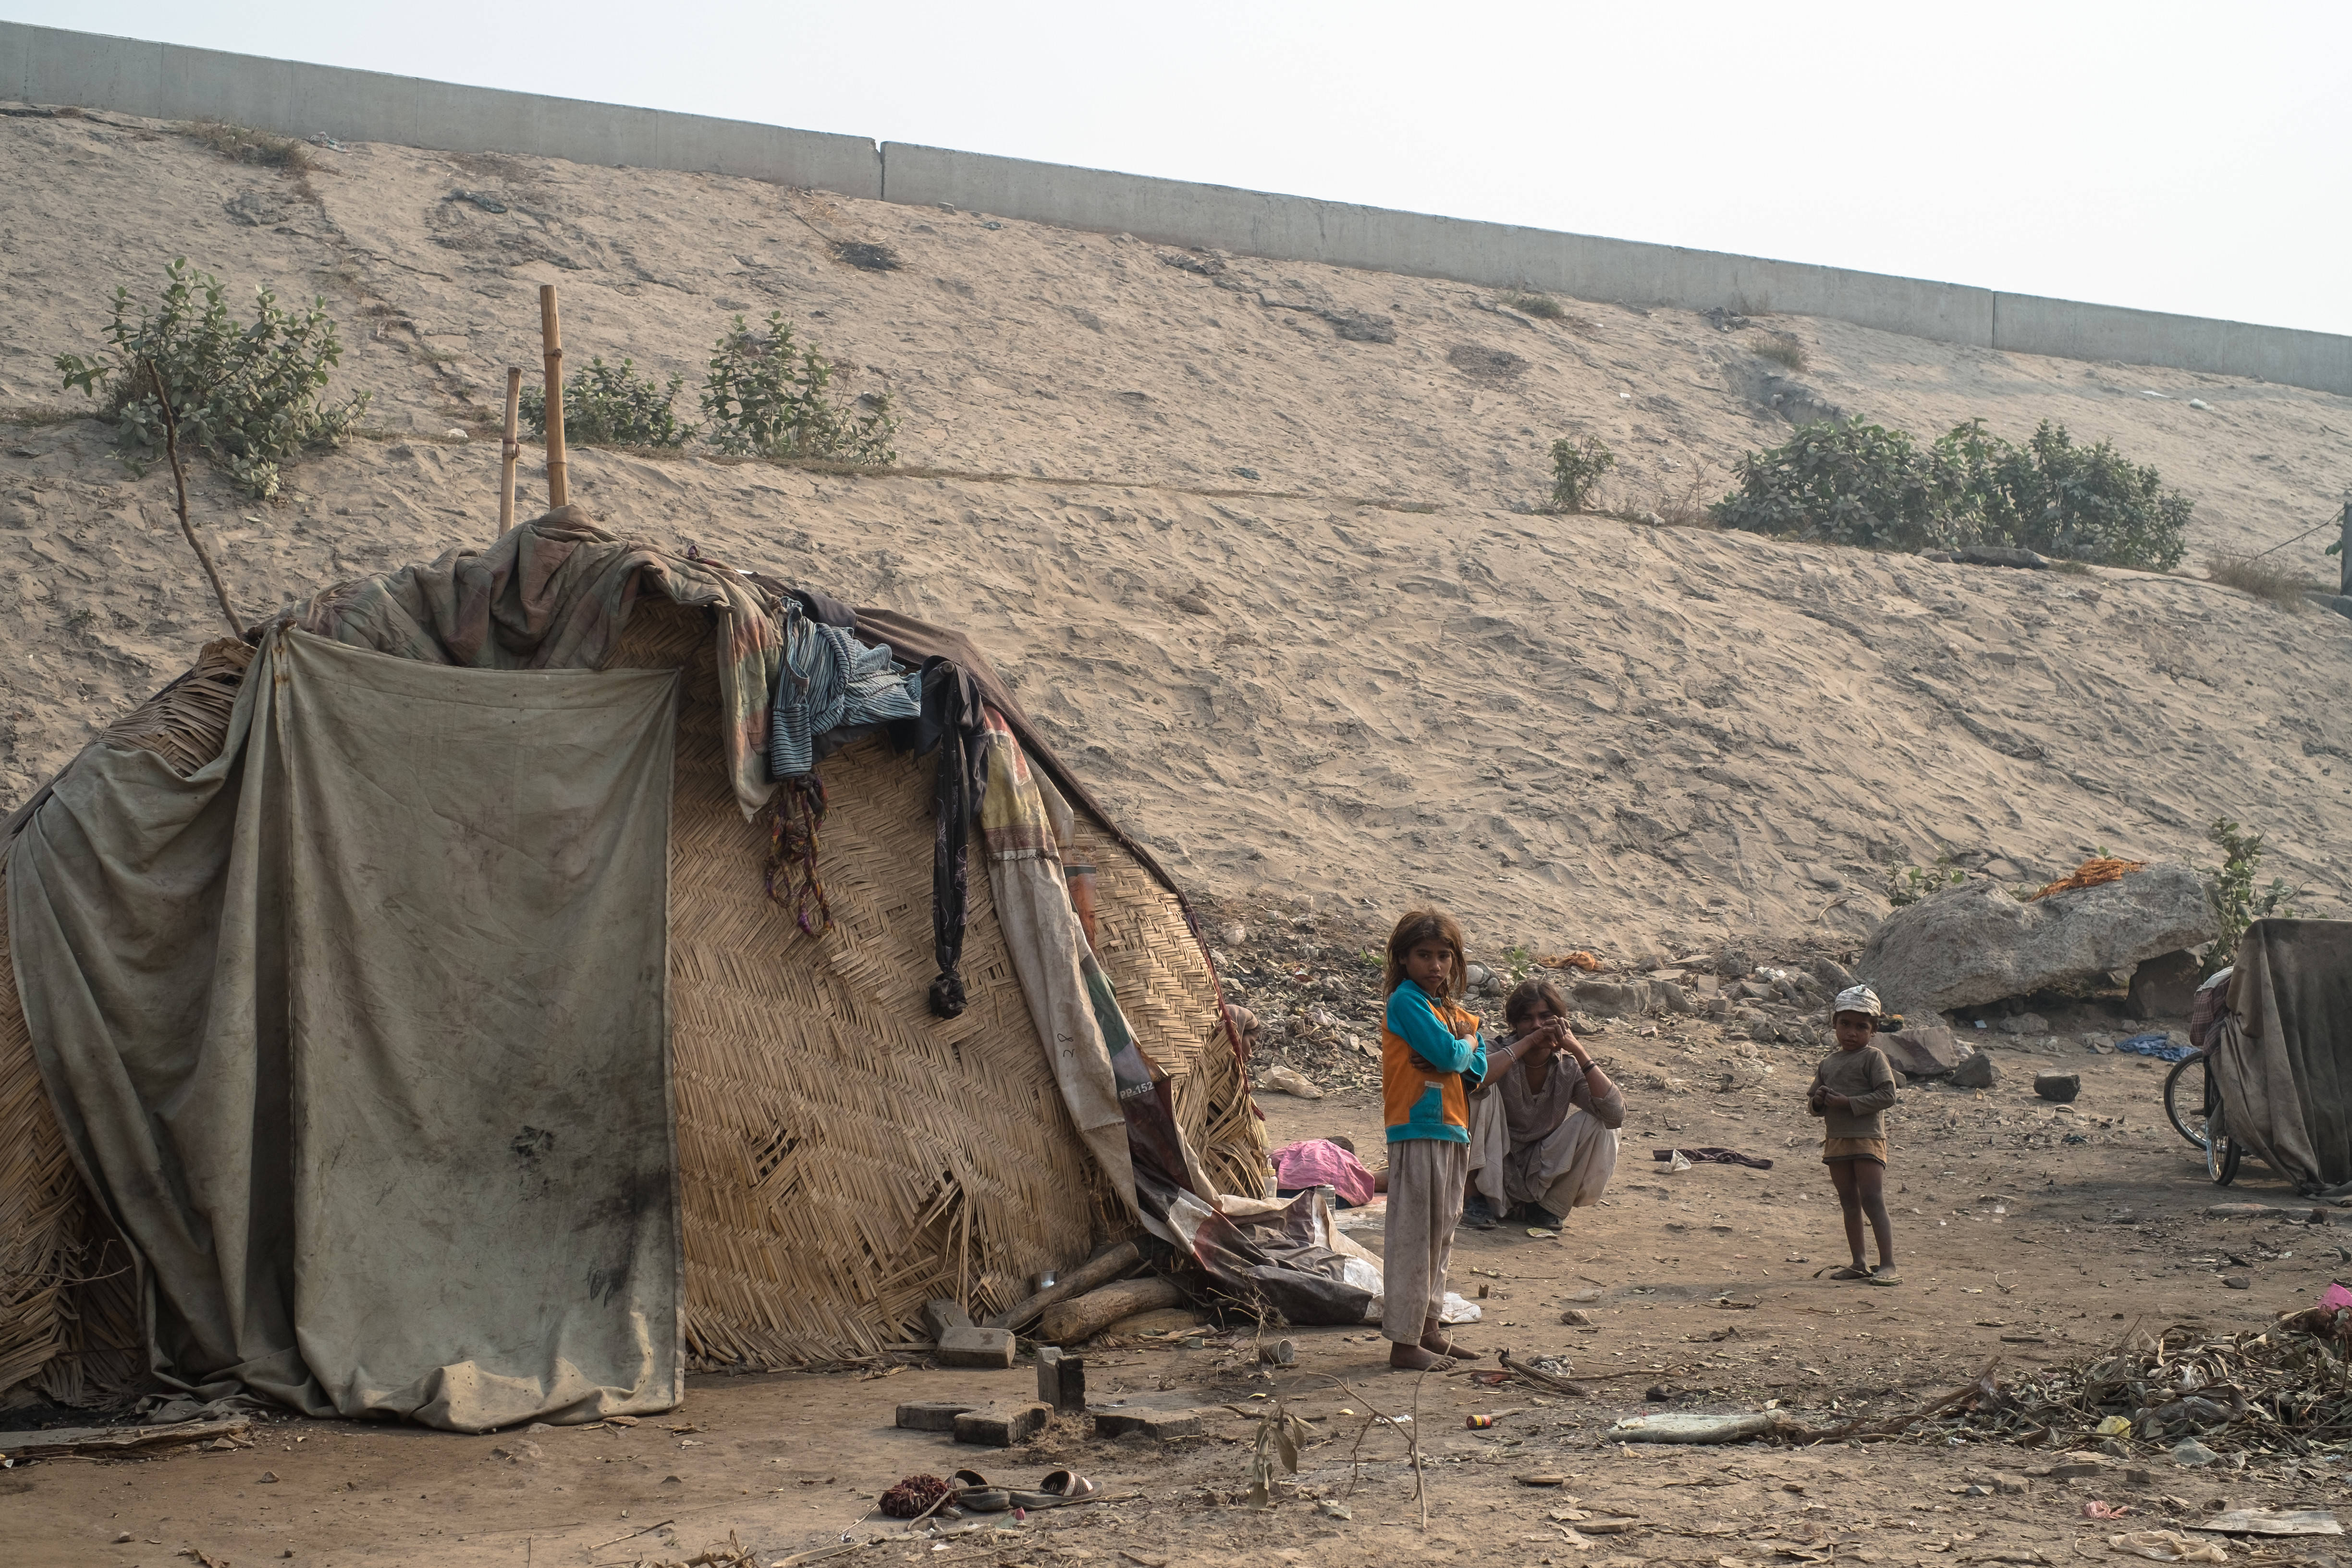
[
  {"x1": 1378, "y1": 908, "x2": 1560, "y2": 1369},
  {"x1": 1807, "y1": 984, "x2": 1901, "y2": 1286}
]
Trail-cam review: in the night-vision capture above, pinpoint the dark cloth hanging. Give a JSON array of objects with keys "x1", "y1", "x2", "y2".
[{"x1": 919, "y1": 660, "x2": 987, "y2": 1018}]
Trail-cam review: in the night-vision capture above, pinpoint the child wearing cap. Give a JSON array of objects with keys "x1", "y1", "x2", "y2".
[{"x1": 1807, "y1": 985, "x2": 1900, "y2": 1285}]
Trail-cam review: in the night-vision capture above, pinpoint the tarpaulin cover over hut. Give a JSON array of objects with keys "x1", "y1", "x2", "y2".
[{"x1": 0, "y1": 512, "x2": 1281, "y2": 1431}]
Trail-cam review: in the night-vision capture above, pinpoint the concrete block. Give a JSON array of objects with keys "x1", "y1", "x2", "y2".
[
  {"x1": 921, "y1": 1300, "x2": 974, "y2": 1341},
  {"x1": 936, "y1": 1325, "x2": 1014, "y2": 1368},
  {"x1": 1090, "y1": 1403, "x2": 1205, "y2": 1440},
  {"x1": 1035, "y1": 1348, "x2": 1086, "y2": 1414},
  {"x1": 952, "y1": 1401, "x2": 1050, "y2": 1446},
  {"x1": 895, "y1": 1400, "x2": 977, "y2": 1432}
]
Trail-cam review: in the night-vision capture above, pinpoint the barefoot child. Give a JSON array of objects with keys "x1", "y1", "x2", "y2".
[
  {"x1": 1379, "y1": 908, "x2": 1558, "y2": 1369},
  {"x1": 1808, "y1": 985, "x2": 1900, "y2": 1286}
]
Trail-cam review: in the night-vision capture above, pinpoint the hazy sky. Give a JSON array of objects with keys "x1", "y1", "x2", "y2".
[{"x1": 12, "y1": 2, "x2": 2351, "y2": 337}]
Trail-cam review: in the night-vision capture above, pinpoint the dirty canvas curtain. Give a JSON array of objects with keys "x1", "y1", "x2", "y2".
[
  {"x1": 6, "y1": 629, "x2": 683, "y2": 1431},
  {"x1": 2208, "y1": 919, "x2": 2352, "y2": 1195}
]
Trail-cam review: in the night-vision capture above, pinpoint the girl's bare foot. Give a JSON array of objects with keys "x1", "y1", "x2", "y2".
[
  {"x1": 1419, "y1": 1319, "x2": 1480, "y2": 1360},
  {"x1": 1389, "y1": 1341, "x2": 1453, "y2": 1371}
]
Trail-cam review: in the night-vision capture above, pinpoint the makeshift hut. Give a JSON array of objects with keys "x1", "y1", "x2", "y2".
[{"x1": 0, "y1": 513, "x2": 1273, "y2": 1430}]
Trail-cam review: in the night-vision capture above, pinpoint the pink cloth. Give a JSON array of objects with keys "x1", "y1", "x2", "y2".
[{"x1": 1269, "y1": 1139, "x2": 1377, "y2": 1207}]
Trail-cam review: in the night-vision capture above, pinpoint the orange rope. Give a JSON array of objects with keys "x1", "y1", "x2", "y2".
[{"x1": 2027, "y1": 857, "x2": 2146, "y2": 901}]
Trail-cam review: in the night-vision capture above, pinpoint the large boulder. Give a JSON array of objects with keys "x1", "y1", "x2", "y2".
[{"x1": 1858, "y1": 866, "x2": 2216, "y2": 1021}]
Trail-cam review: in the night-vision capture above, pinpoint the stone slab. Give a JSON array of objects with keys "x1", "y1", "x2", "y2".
[
  {"x1": 895, "y1": 1400, "x2": 978, "y2": 1432},
  {"x1": 937, "y1": 1325, "x2": 1015, "y2": 1369},
  {"x1": 953, "y1": 1401, "x2": 1050, "y2": 1446}
]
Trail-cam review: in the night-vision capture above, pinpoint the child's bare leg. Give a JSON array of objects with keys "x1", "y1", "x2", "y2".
[
  {"x1": 1827, "y1": 1161, "x2": 1867, "y2": 1267},
  {"x1": 1852, "y1": 1160, "x2": 1895, "y2": 1266}
]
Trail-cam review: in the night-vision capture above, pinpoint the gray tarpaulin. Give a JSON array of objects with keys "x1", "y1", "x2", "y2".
[
  {"x1": 2208, "y1": 919, "x2": 2352, "y2": 1196},
  {"x1": 6, "y1": 628, "x2": 683, "y2": 1431}
]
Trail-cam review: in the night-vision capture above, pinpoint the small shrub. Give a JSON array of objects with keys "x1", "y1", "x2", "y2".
[
  {"x1": 1752, "y1": 334, "x2": 1808, "y2": 372},
  {"x1": 699, "y1": 313, "x2": 898, "y2": 467},
  {"x1": 182, "y1": 119, "x2": 313, "y2": 171},
  {"x1": 1547, "y1": 433, "x2": 1617, "y2": 511},
  {"x1": 521, "y1": 355, "x2": 693, "y2": 448},
  {"x1": 1712, "y1": 416, "x2": 2190, "y2": 570},
  {"x1": 2204, "y1": 552, "x2": 2309, "y2": 612},
  {"x1": 1884, "y1": 861, "x2": 1967, "y2": 907},
  {"x1": 56, "y1": 257, "x2": 367, "y2": 499},
  {"x1": 2205, "y1": 820, "x2": 2300, "y2": 976},
  {"x1": 1499, "y1": 290, "x2": 1566, "y2": 321}
]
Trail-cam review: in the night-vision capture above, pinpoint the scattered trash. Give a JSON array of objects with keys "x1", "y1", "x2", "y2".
[
  {"x1": 2118, "y1": 1032, "x2": 2196, "y2": 1063},
  {"x1": 2097, "y1": 1416, "x2": 2135, "y2": 1436},
  {"x1": 1527, "y1": 1227, "x2": 1559, "y2": 1239},
  {"x1": 1652, "y1": 1147, "x2": 1774, "y2": 1170},
  {"x1": 1437, "y1": 1292, "x2": 1482, "y2": 1324},
  {"x1": 2087, "y1": 1502, "x2": 2135, "y2": 1519},
  {"x1": 2108, "y1": 1531, "x2": 2228, "y2": 1563},
  {"x1": 2172, "y1": 1439, "x2": 2220, "y2": 1467},
  {"x1": 2193, "y1": 1511, "x2": 2341, "y2": 1537},
  {"x1": 1517, "y1": 1472, "x2": 1570, "y2": 1487},
  {"x1": 882, "y1": 1474, "x2": 953, "y2": 1519},
  {"x1": 1258, "y1": 1065, "x2": 1323, "y2": 1099}
]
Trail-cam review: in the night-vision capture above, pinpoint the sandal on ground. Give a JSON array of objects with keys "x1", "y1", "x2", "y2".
[
  {"x1": 948, "y1": 1470, "x2": 1010, "y2": 1512},
  {"x1": 1868, "y1": 1267, "x2": 1903, "y2": 1286},
  {"x1": 1824, "y1": 1265, "x2": 1871, "y2": 1281},
  {"x1": 1461, "y1": 1195, "x2": 1500, "y2": 1230},
  {"x1": 1010, "y1": 1469, "x2": 1100, "y2": 1508}
]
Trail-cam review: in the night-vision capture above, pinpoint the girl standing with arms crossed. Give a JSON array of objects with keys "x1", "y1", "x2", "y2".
[{"x1": 1380, "y1": 908, "x2": 1564, "y2": 1369}]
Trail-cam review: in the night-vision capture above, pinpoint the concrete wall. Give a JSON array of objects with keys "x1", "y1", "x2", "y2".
[
  {"x1": 0, "y1": 20, "x2": 883, "y2": 197},
  {"x1": 8, "y1": 19, "x2": 2350, "y2": 399}
]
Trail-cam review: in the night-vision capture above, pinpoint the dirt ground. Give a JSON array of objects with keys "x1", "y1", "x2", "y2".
[{"x1": 16, "y1": 995, "x2": 2350, "y2": 1568}]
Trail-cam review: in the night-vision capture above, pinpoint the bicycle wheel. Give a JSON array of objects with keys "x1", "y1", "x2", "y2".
[
  {"x1": 2165, "y1": 1054, "x2": 2212, "y2": 1149},
  {"x1": 2207, "y1": 1103, "x2": 2242, "y2": 1186}
]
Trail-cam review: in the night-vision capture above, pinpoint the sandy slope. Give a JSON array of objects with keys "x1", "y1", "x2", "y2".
[{"x1": 1, "y1": 109, "x2": 2348, "y2": 953}]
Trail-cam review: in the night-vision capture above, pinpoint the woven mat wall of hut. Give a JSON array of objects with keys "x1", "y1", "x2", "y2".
[
  {"x1": 616, "y1": 602, "x2": 1147, "y2": 1368},
  {"x1": 1067, "y1": 819, "x2": 1272, "y2": 1201}
]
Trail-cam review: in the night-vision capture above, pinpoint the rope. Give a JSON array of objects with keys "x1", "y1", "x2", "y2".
[
  {"x1": 764, "y1": 774, "x2": 833, "y2": 937},
  {"x1": 2242, "y1": 502, "x2": 2349, "y2": 563}
]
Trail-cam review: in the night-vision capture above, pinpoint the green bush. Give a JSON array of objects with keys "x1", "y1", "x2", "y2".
[
  {"x1": 698, "y1": 313, "x2": 897, "y2": 466},
  {"x1": 521, "y1": 355, "x2": 692, "y2": 448},
  {"x1": 56, "y1": 257, "x2": 368, "y2": 499},
  {"x1": 1712, "y1": 417, "x2": 2190, "y2": 570},
  {"x1": 2205, "y1": 819, "x2": 2300, "y2": 976},
  {"x1": 1547, "y1": 433, "x2": 1616, "y2": 511}
]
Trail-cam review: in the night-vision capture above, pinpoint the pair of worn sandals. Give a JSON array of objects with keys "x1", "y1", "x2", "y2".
[
  {"x1": 1824, "y1": 1263, "x2": 1902, "y2": 1286},
  {"x1": 942, "y1": 1468, "x2": 1098, "y2": 1515}
]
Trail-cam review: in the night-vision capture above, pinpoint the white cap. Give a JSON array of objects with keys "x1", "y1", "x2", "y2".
[{"x1": 1834, "y1": 985, "x2": 1883, "y2": 1018}]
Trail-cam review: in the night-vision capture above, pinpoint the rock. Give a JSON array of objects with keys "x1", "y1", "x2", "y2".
[
  {"x1": 2224, "y1": 1275, "x2": 2251, "y2": 1290},
  {"x1": 1220, "y1": 921, "x2": 1248, "y2": 946},
  {"x1": 1997, "y1": 1013, "x2": 2052, "y2": 1036},
  {"x1": 954, "y1": 1401, "x2": 1052, "y2": 1447},
  {"x1": 2128, "y1": 950, "x2": 2204, "y2": 1020},
  {"x1": 921, "y1": 1299, "x2": 974, "y2": 1340},
  {"x1": 2034, "y1": 1071, "x2": 2082, "y2": 1103},
  {"x1": 1572, "y1": 980, "x2": 1653, "y2": 1017},
  {"x1": 1955, "y1": 545, "x2": 2052, "y2": 569},
  {"x1": 1715, "y1": 949, "x2": 1752, "y2": 979},
  {"x1": 2172, "y1": 1438, "x2": 2220, "y2": 1467},
  {"x1": 1813, "y1": 957, "x2": 1859, "y2": 992},
  {"x1": 1466, "y1": 963, "x2": 1493, "y2": 990},
  {"x1": 1803, "y1": 863, "x2": 1844, "y2": 891},
  {"x1": 1654, "y1": 981, "x2": 1691, "y2": 1014},
  {"x1": 1859, "y1": 866, "x2": 2217, "y2": 1022},
  {"x1": 1881, "y1": 1026, "x2": 1964, "y2": 1078},
  {"x1": 895, "y1": 1400, "x2": 978, "y2": 1432},
  {"x1": 937, "y1": 1325, "x2": 1017, "y2": 1368},
  {"x1": 1950, "y1": 1052, "x2": 2000, "y2": 1090},
  {"x1": 1560, "y1": 1308, "x2": 1593, "y2": 1326}
]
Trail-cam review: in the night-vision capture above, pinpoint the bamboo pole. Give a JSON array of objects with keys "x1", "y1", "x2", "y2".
[
  {"x1": 498, "y1": 365, "x2": 522, "y2": 535},
  {"x1": 538, "y1": 284, "x2": 568, "y2": 509}
]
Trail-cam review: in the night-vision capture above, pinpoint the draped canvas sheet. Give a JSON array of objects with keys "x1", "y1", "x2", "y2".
[
  {"x1": 2209, "y1": 919, "x2": 2352, "y2": 1195},
  {"x1": 6, "y1": 629, "x2": 682, "y2": 1431}
]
